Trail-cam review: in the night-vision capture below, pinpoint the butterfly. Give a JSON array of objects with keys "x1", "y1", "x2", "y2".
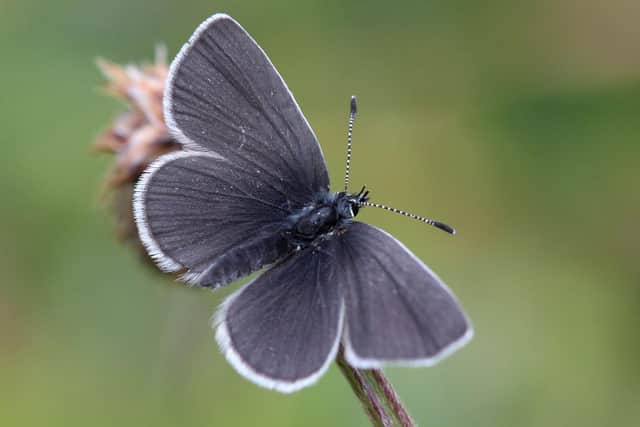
[{"x1": 134, "y1": 13, "x2": 472, "y2": 393}]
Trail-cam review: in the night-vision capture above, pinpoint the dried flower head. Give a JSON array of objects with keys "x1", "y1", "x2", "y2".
[
  {"x1": 95, "y1": 46, "x2": 181, "y2": 259},
  {"x1": 95, "y1": 45, "x2": 180, "y2": 188}
]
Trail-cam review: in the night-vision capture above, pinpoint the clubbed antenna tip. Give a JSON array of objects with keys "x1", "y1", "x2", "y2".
[{"x1": 432, "y1": 221, "x2": 456, "y2": 235}]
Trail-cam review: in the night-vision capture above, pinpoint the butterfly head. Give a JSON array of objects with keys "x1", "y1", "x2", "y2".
[{"x1": 336, "y1": 186, "x2": 370, "y2": 220}]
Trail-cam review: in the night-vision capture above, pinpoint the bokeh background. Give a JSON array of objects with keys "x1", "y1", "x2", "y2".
[{"x1": 2, "y1": 0, "x2": 640, "y2": 425}]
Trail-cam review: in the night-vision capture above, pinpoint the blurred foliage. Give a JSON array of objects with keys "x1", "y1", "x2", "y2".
[{"x1": 1, "y1": 0, "x2": 639, "y2": 426}]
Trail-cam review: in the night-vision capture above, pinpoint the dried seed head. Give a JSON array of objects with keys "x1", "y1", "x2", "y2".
[
  {"x1": 95, "y1": 47, "x2": 181, "y2": 266},
  {"x1": 95, "y1": 45, "x2": 180, "y2": 188}
]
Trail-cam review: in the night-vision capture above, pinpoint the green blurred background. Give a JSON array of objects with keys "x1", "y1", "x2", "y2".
[{"x1": 2, "y1": 0, "x2": 639, "y2": 425}]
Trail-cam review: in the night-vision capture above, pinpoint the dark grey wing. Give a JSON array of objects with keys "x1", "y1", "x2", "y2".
[
  {"x1": 165, "y1": 13, "x2": 329, "y2": 207},
  {"x1": 336, "y1": 222, "x2": 472, "y2": 368},
  {"x1": 215, "y1": 245, "x2": 343, "y2": 393},
  {"x1": 134, "y1": 151, "x2": 292, "y2": 287}
]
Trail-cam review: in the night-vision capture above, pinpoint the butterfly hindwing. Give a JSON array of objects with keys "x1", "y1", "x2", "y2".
[
  {"x1": 134, "y1": 151, "x2": 292, "y2": 286},
  {"x1": 165, "y1": 14, "x2": 329, "y2": 206},
  {"x1": 215, "y1": 246, "x2": 343, "y2": 393}
]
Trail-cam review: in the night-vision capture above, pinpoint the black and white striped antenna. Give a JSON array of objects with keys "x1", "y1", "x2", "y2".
[
  {"x1": 362, "y1": 201, "x2": 456, "y2": 235},
  {"x1": 341, "y1": 96, "x2": 455, "y2": 235},
  {"x1": 343, "y1": 96, "x2": 357, "y2": 192}
]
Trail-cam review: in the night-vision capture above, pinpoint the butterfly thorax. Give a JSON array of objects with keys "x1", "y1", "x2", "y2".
[{"x1": 284, "y1": 190, "x2": 369, "y2": 248}]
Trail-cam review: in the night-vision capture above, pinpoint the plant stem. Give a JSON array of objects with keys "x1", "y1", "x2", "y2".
[{"x1": 336, "y1": 346, "x2": 415, "y2": 427}]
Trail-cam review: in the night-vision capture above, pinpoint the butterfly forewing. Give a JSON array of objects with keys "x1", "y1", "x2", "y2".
[
  {"x1": 336, "y1": 222, "x2": 472, "y2": 368},
  {"x1": 165, "y1": 14, "x2": 329, "y2": 206}
]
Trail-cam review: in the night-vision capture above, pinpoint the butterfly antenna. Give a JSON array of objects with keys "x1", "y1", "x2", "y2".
[
  {"x1": 362, "y1": 201, "x2": 456, "y2": 235},
  {"x1": 344, "y1": 96, "x2": 357, "y2": 192}
]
